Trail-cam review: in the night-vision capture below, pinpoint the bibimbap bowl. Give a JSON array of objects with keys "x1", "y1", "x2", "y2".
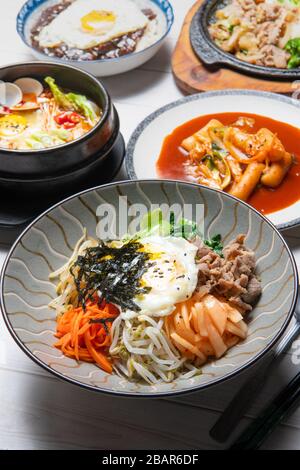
[{"x1": 0, "y1": 180, "x2": 297, "y2": 396}]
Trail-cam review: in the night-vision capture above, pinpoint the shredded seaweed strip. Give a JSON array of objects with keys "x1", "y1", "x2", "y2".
[
  {"x1": 89, "y1": 317, "x2": 115, "y2": 334},
  {"x1": 70, "y1": 240, "x2": 152, "y2": 311}
]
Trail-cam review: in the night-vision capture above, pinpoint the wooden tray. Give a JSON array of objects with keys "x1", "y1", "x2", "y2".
[{"x1": 172, "y1": 0, "x2": 296, "y2": 95}]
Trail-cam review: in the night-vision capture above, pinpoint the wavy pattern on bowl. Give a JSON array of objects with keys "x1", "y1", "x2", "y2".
[{"x1": 1, "y1": 181, "x2": 297, "y2": 396}]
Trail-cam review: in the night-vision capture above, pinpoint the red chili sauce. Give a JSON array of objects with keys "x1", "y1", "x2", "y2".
[{"x1": 156, "y1": 112, "x2": 300, "y2": 214}]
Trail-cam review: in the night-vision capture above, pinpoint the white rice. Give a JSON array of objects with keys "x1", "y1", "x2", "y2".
[{"x1": 134, "y1": 0, "x2": 168, "y2": 51}]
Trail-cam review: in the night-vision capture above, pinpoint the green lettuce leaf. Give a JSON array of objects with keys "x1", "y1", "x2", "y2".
[
  {"x1": 45, "y1": 76, "x2": 98, "y2": 122},
  {"x1": 44, "y1": 76, "x2": 73, "y2": 110},
  {"x1": 66, "y1": 93, "x2": 97, "y2": 122},
  {"x1": 129, "y1": 209, "x2": 200, "y2": 240}
]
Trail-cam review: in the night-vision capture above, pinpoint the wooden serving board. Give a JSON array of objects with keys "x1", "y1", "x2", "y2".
[{"x1": 172, "y1": 0, "x2": 296, "y2": 95}]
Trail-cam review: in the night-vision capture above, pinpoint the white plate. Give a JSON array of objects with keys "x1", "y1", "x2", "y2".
[{"x1": 126, "y1": 90, "x2": 300, "y2": 230}]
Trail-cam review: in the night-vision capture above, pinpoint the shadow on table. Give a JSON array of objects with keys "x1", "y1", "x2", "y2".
[
  {"x1": 101, "y1": 43, "x2": 171, "y2": 101},
  {"x1": 281, "y1": 225, "x2": 300, "y2": 251},
  {"x1": 23, "y1": 370, "x2": 218, "y2": 449},
  {"x1": 22, "y1": 348, "x2": 293, "y2": 450}
]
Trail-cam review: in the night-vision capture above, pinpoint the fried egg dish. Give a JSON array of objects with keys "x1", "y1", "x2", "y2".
[
  {"x1": 31, "y1": 0, "x2": 167, "y2": 61},
  {"x1": 38, "y1": 0, "x2": 149, "y2": 49}
]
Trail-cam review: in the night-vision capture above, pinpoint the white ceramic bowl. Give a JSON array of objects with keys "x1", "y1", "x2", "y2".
[
  {"x1": 17, "y1": 0, "x2": 174, "y2": 77},
  {"x1": 126, "y1": 90, "x2": 300, "y2": 230}
]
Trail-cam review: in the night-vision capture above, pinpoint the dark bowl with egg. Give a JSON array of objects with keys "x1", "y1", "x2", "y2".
[
  {"x1": 190, "y1": 0, "x2": 300, "y2": 79},
  {"x1": 0, "y1": 62, "x2": 119, "y2": 177}
]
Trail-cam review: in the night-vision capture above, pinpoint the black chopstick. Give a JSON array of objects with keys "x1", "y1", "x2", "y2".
[
  {"x1": 210, "y1": 292, "x2": 300, "y2": 443},
  {"x1": 229, "y1": 371, "x2": 300, "y2": 450}
]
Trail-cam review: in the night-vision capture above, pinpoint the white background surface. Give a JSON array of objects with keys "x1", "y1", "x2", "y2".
[{"x1": 0, "y1": 0, "x2": 300, "y2": 450}]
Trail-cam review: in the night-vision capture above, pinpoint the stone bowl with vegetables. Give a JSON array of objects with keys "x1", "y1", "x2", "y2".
[{"x1": 0, "y1": 62, "x2": 118, "y2": 177}]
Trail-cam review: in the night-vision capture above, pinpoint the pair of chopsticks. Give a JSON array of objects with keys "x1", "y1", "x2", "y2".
[
  {"x1": 210, "y1": 292, "x2": 300, "y2": 448},
  {"x1": 230, "y1": 371, "x2": 300, "y2": 449}
]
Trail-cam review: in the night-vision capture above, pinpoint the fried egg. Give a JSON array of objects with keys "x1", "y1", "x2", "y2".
[
  {"x1": 0, "y1": 109, "x2": 48, "y2": 149},
  {"x1": 0, "y1": 114, "x2": 27, "y2": 137},
  {"x1": 38, "y1": 0, "x2": 149, "y2": 50},
  {"x1": 121, "y1": 236, "x2": 199, "y2": 318}
]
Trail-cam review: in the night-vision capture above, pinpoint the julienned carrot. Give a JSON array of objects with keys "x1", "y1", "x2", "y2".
[
  {"x1": 54, "y1": 300, "x2": 119, "y2": 373},
  {"x1": 84, "y1": 330, "x2": 113, "y2": 374}
]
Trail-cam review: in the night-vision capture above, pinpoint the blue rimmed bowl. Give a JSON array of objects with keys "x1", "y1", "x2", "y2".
[
  {"x1": 16, "y1": 0, "x2": 174, "y2": 77},
  {"x1": 0, "y1": 180, "x2": 298, "y2": 397}
]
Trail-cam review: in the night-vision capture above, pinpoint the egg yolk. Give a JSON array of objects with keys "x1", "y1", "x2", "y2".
[
  {"x1": 81, "y1": 10, "x2": 116, "y2": 34},
  {"x1": 0, "y1": 114, "x2": 27, "y2": 137},
  {"x1": 138, "y1": 244, "x2": 163, "y2": 260}
]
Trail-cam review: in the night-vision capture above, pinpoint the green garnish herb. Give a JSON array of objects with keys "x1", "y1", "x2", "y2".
[
  {"x1": 169, "y1": 211, "x2": 199, "y2": 240},
  {"x1": 285, "y1": 38, "x2": 300, "y2": 69},
  {"x1": 169, "y1": 211, "x2": 175, "y2": 236},
  {"x1": 204, "y1": 234, "x2": 224, "y2": 257},
  {"x1": 71, "y1": 240, "x2": 152, "y2": 311},
  {"x1": 204, "y1": 154, "x2": 216, "y2": 171}
]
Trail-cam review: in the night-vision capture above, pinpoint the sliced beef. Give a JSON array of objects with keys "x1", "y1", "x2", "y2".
[
  {"x1": 242, "y1": 275, "x2": 262, "y2": 304},
  {"x1": 209, "y1": 0, "x2": 297, "y2": 69},
  {"x1": 195, "y1": 234, "x2": 261, "y2": 314},
  {"x1": 259, "y1": 45, "x2": 290, "y2": 68}
]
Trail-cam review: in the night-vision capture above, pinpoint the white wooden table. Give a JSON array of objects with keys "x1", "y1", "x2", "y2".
[{"x1": 1, "y1": 0, "x2": 300, "y2": 450}]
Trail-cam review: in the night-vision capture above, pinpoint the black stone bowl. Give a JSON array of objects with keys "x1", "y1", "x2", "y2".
[
  {"x1": 0, "y1": 131, "x2": 125, "y2": 235},
  {"x1": 190, "y1": 0, "x2": 300, "y2": 80},
  {"x1": 0, "y1": 130, "x2": 124, "y2": 197},
  {"x1": 0, "y1": 62, "x2": 117, "y2": 177}
]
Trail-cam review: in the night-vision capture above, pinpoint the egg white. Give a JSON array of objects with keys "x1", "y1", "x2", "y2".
[
  {"x1": 121, "y1": 236, "x2": 199, "y2": 319},
  {"x1": 38, "y1": 0, "x2": 149, "y2": 50}
]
